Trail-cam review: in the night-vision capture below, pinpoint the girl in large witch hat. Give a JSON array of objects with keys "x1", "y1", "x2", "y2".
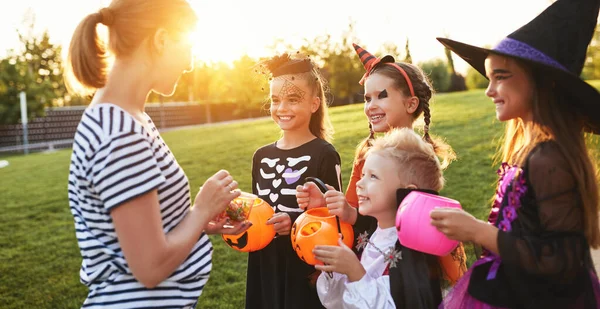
[{"x1": 431, "y1": 0, "x2": 600, "y2": 308}]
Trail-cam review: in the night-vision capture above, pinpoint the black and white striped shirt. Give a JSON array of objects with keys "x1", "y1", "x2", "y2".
[{"x1": 68, "y1": 103, "x2": 212, "y2": 308}]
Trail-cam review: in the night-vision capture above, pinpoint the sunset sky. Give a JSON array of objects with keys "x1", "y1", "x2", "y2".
[{"x1": 0, "y1": 0, "x2": 558, "y2": 74}]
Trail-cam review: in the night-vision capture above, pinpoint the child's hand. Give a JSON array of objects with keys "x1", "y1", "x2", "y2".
[
  {"x1": 205, "y1": 217, "x2": 252, "y2": 235},
  {"x1": 313, "y1": 237, "x2": 366, "y2": 282},
  {"x1": 323, "y1": 184, "x2": 356, "y2": 224},
  {"x1": 430, "y1": 207, "x2": 481, "y2": 242},
  {"x1": 266, "y1": 212, "x2": 291, "y2": 235},
  {"x1": 296, "y1": 182, "x2": 326, "y2": 210}
]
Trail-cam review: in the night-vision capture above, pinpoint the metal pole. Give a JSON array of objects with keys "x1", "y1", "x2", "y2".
[{"x1": 20, "y1": 91, "x2": 29, "y2": 155}]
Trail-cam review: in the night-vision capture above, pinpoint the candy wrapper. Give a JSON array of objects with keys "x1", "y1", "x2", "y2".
[{"x1": 215, "y1": 191, "x2": 255, "y2": 222}]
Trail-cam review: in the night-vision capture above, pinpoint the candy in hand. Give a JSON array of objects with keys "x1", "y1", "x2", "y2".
[{"x1": 214, "y1": 191, "x2": 255, "y2": 222}]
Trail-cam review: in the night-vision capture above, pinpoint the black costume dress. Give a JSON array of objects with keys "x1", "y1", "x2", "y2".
[
  {"x1": 245, "y1": 138, "x2": 342, "y2": 309},
  {"x1": 441, "y1": 142, "x2": 600, "y2": 309}
]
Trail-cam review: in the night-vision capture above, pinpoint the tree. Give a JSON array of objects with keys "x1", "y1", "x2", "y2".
[
  {"x1": 0, "y1": 19, "x2": 67, "y2": 124},
  {"x1": 582, "y1": 25, "x2": 600, "y2": 80},
  {"x1": 377, "y1": 41, "x2": 402, "y2": 59},
  {"x1": 295, "y1": 21, "x2": 366, "y2": 105},
  {"x1": 228, "y1": 55, "x2": 269, "y2": 111},
  {"x1": 404, "y1": 38, "x2": 413, "y2": 64},
  {"x1": 465, "y1": 67, "x2": 489, "y2": 89},
  {"x1": 419, "y1": 59, "x2": 450, "y2": 93},
  {"x1": 444, "y1": 46, "x2": 467, "y2": 92}
]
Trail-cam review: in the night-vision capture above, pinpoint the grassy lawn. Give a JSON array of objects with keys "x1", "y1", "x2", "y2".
[{"x1": 0, "y1": 88, "x2": 598, "y2": 308}]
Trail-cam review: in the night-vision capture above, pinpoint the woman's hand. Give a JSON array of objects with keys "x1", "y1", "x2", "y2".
[
  {"x1": 323, "y1": 184, "x2": 356, "y2": 224},
  {"x1": 193, "y1": 170, "x2": 240, "y2": 220},
  {"x1": 313, "y1": 237, "x2": 366, "y2": 282},
  {"x1": 296, "y1": 182, "x2": 326, "y2": 210},
  {"x1": 266, "y1": 212, "x2": 292, "y2": 235}
]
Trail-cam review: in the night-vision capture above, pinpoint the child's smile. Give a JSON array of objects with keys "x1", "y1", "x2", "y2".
[
  {"x1": 355, "y1": 153, "x2": 405, "y2": 228},
  {"x1": 269, "y1": 76, "x2": 317, "y2": 133}
]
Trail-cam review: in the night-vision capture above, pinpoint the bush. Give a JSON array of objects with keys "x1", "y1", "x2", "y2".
[
  {"x1": 465, "y1": 67, "x2": 489, "y2": 90},
  {"x1": 419, "y1": 59, "x2": 450, "y2": 93}
]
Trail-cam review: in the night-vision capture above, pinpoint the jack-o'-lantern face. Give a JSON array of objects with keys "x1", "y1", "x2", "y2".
[
  {"x1": 222, "y1": 198, "x2": 276, "y2": 252},
  {"x1": 223, "y1": 231, "x2": 248, "y2": 250},
  {"x1": 291, "y1": 207, "x2": 354, "y2": 265}
]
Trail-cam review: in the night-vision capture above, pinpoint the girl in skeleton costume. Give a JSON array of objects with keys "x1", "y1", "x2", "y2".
[
  {"x1": 296, "y1": 44, "x2": 466, "y2": 286},
  {"x1": 432, "y1": 0, "x2": 600, "y2": 308},
  {"x1": 313, "y1": 128, "x2": 454, "y2": 309},
  {"x1": 246, "y1": 53, "x2": 342, "y2": 309}
]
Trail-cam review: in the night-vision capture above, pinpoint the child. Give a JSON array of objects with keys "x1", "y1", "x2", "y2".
[
  {"x1": 65, "y1": 1, "x2": 247, "y2": 308},
  {"x1": 297, "y1": 44, "x2": 466, "y2": 285},
  {"x1": 246, "y1": 53, "x2": 343, "y2": 309},
  {"x1": 431, "y1": 0, "x2": 600, "y2": 307},
  {"x1": 314, "y1": 127, "x2": 453, "y2": 308}
]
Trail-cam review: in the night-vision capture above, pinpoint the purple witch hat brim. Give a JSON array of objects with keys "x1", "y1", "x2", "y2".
[
  {"x1": 437, "y1": 37, "x2": 600, "y2": 134},
  {"x1": 437, "y1": 37, "x2": 570, "y2": 79},
  {"x1": 493, "y1": 38, "x2": 568, "y2": 72}
]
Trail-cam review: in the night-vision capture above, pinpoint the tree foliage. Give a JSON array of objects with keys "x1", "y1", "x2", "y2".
[
  {"x1": 465, "y1": 67, "x2": 489, "y2": 89},
  {"x1": 0, "y1": 22, "x2": 67, "y2": 124}
]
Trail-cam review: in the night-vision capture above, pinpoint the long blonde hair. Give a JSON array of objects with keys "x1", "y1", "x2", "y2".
[
  {"x1": 500, "y1": 60, "x2": 600, "y2": 248},
  {"x1": 66, "y1": 0, "x2": 197, "y2": 94}
]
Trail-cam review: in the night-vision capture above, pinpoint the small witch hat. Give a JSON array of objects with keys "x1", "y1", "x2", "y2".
[
  {"x1": 261, "y1": 53, "x2": 314, "y2": 77},
  {"x1": 437, "y1": 0, "x2": 600, "y2": 134},
  {"x1": 352, "y1": 43, "x2": 396, "y2": 85}
]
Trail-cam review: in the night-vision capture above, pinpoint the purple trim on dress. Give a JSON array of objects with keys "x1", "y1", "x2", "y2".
[
  {"x1": 484, "y1": 163, "x2": 528, "y2": 280},
  {"x1": 493, "y1": 38, "x2": 568, "y2": 72}
]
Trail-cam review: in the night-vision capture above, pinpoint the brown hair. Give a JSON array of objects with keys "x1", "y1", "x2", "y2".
[
  {"x1": 499, "y1": 60, "x2": 600, "y2": 248},
  {"x1": 355, "y1": 62, "x2": 455, "y2": 169},
  {"x1": 367, "y1": 127, "x2": 445, "y2": 192},
  {"x1": 66, "y1": 0, "x2": 197, "y2": 94},
  {"x1": 261, "y1": 53, "x2": 334, "y2": 142}
]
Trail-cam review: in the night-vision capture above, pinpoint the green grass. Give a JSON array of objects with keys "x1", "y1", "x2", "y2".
[{"x1": 0, "y1": 88, "x2": 598, "y2": 308}]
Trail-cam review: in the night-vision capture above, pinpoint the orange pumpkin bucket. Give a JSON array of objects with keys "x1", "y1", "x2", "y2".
[
  {"x1": 439, "y1": 242, "x2": 468, "y2": 285},
  {"x1": 291, "y1": 207, "x2": 354, "y2": 265},
  {"x1": 222, "y1": 197, "x2": 276, "y2": 252}
]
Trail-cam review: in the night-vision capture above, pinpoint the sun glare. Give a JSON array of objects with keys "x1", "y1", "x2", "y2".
[
  {"x1": 188, "y1": 1, "x2": 269, "y2": 65},
  {"x1": 189, "y1": 26, "x2": 251, "y2": 65}
]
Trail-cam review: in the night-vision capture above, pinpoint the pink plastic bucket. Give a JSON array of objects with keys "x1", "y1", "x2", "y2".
[{"x1": 395, "y1": 191, "x2": 461, "y2": 256}]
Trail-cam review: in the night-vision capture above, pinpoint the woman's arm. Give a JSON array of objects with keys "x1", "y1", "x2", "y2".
[{"x1": 112, "y1": 170, "x2": 239, "y2": 288}]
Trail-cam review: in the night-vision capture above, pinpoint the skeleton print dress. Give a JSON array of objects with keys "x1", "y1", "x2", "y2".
[{"x1": 245, "y1": 138, "x2": 342, "y2": 309}]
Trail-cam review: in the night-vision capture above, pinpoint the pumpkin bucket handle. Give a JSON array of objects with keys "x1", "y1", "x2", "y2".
[{"x1": 304, "y1": 177, "x2": 343, "y2": 240}]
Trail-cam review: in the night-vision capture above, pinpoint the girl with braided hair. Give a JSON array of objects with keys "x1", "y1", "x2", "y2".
[{"x1": 296, "y1": 44, "x2": 466, "y2": 291}]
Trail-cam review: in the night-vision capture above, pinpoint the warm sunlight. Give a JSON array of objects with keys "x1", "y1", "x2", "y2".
[
  {"x1": 189, "y1": 23, "x2": 266, "y2": 65},
  {"x1": 0, "y1": 0, "x2": 555, "y2": 73},
  {"x1": 187, "y1": 0, "x2": 304, "y2": 65}
]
